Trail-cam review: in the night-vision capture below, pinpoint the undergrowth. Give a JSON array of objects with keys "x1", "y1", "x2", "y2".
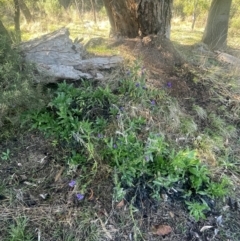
[
  {"x1": 0, "y1": 36, "x2": 46, "y2": 140},
  {"x1": 26, "y1": 62, "x2": 230, "y2": 221}
]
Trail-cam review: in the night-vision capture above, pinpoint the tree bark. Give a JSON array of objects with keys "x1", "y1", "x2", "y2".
[
  {"x1": 18, "y1": 0, "x2": 33, "y2": 23},
  {"x1": 90, "y1": 0, "x2": 97, "y2": 24},
  {"x1": 191, "y1": 0, "x2": 199, "y2": 30},
  {"x1": 102, "y1": 0, "x2": 115, "y2": 35},
  {"x1": 13, "y1": 0, "x2": 21, "y2": 42},
  {"x1": 202, "y1": 0, "x2": 232, "y2": 50},
  {"x1": 58, "y1": 0, "x2": 71, "y2": 10},
  {"x1": 103, "y1": 0, "x2": 173, "y2": 38},
  {"x1": 102, "y1": 0, "x2": 182, "y2": 72}
]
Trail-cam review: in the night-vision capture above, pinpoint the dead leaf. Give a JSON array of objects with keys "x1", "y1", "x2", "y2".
[
  {"x1": 200, "y1": 226, "x2": 213, "y2": 232},
  {"x1": 20, "y1": 175, "x2": 27, "y2": 181},
  {"x1": 152, "y1": 224, "x2": 172, "y2": 236},
  {"x1": 214, "y1": 228, "x2": 219, "y2": 236},
  {"x1": 39, "y1": 193, "x2": 48, "y2": 199},
  {"x1": 224, "y1": 138, "x2": 229, "y2": 147},
  {"x1": 190, "y1": 230, "x2": 200, "y2": 238},
  {"x1": 222, "y1": 205, "x2": 230, "y2": 211},
  {"x1": 108, "y1": 225, "x2": 118, "y2": 233},
  {"x1": 161, "y1": 193, "x2": 168, "y2": 201},
  {"x1": 169, "y1": 211, "x2": 174, "y2": 218},
  {"x1": 24, "y1": 181, "x2": 37, "y2": 187},
  {"x1": 54, "y1": 166, "x2": 65, "y2": 182},
  {"x1": 88, "y1": 188, "x2": 94, "y2": 200},
  {"x1": 216, "y1": 215, "x2": 223, "y2": 226},
  {"x1": 116, "y1": 199, "x2": 125, "y2": 208}
]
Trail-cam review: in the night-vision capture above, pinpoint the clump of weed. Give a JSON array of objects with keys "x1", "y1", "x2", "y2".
[
  {"x1": 27, "y1": 62, "x2": 230, "y2": 222},
  {"x1": 28, "y1": 80, "x2": 118, "y2": 182},
  {"x1": 7, "y1": 217, "x2": 34, "y2": 241},
  {"x1": 104, "y1": 129, "x2": 229, "y2": 220},
  {"x1": 0, "y1": 36, "x2": 46, "y2": 139}
]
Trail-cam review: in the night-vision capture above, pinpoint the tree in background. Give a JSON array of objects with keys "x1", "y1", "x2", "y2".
[
  {"x1": 18, "y1": 0, "x2": 33, "y2": 23},
  {"x1": 90, "y1": 0, "x2": 97, "y2": 23},
  {"x1": 202, "y1": 0, "x2": 232, "y2": 50},
  {"x1": 13, "y1": 0, "x2": 21, "y2": 42},
  {"x1": 190, "y1": 0, "x2": 210, "y2": 30},
  {"x1": 173, "y1": 0, "x2": 210, "y2": 30},
  {"x1": 102, "y1": 0, "x2": 172, "y2": 38},
  {"x1": 58, "y1": 0, "x2": 72, "y2": 10},
  {"x1": 102, "y1": 0, "x2": 182, "y2": 70}
]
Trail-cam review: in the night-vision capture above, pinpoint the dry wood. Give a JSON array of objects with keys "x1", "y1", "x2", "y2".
[
  {"x1": 19, "y1": 28, "x2": 123, "y2": 82},
  {"x1": 216, "y1": 51, "x2": 240, "y2": 67}
]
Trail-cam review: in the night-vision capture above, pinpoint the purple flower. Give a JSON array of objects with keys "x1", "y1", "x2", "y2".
[
  {"x1": 135, "y1": 83, "x2": 140, "y2": 87},
  {"x1": 98, "y1": 133, "x2": 103, "y2": 138},
  {"x1": 120, "y1": 107, "x2": 124, "y2": 111},
  {"x1": 150, "y1": 100, "x2": 156, "y2": 105},
  {"x1": 113, "y1": 144, "x2": 117, "y2": 149},
  {"x1": 126, "y1": 70, "x2": 131, "y2": 76},
  {"x1": 76, "y1": 193, "x2": 84, "y2": 200},
  {"x1": 145, "y1": 156, "x2": 150, "y2": 161},
  {"x1": 69, "y1": 180, "x2": 76, "y2": 187},
  {"x1": 167, "y1": 82, "x2": 172, "y2": 88}
]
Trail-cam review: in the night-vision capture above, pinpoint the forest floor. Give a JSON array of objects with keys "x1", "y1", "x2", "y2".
[{"x1": 1, "y1": 18, "x2": 240, "y2": 241}]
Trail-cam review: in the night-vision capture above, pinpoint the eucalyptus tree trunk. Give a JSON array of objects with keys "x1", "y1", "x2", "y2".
[
  {"x1": 102, "y1": 0, "x2": 173, "y2": 38},
  {"x1": 191, "y1": 0, "x2": 199, "y2": 30},
  {"x1": 90, "y1": 0, "x2": 97, "y2": 23},
  {"x1": 18, "y1": 0, "x2": 33, "y2": 23},
  {"x1": 13, "y1": 0, "x2": 21, "y2": 42},
  {"x1": 202, "y1": 0, "x2": 232, "y2": 50},
  {"x1": 58, "y1": 0, "x2": 71, "y2": 10},
  {"x1": 102, "y1": 0, "x2": 182, "y2": 70}
]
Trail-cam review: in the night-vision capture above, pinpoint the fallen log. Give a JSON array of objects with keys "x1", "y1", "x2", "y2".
[
  {"x1": 215, "y1": 51, "x2": 240, "y2": 67},
  {"x1": 19, "y1": 28, "x2": 123, "y2": 82}
]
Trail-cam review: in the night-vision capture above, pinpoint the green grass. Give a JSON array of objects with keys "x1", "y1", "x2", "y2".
[
  {"x1": 7, "y1": 217, "x2": 33, "y2": 241},
  {"x1": 0, "y1": 35, "x2": 47, "y2": 139}
]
